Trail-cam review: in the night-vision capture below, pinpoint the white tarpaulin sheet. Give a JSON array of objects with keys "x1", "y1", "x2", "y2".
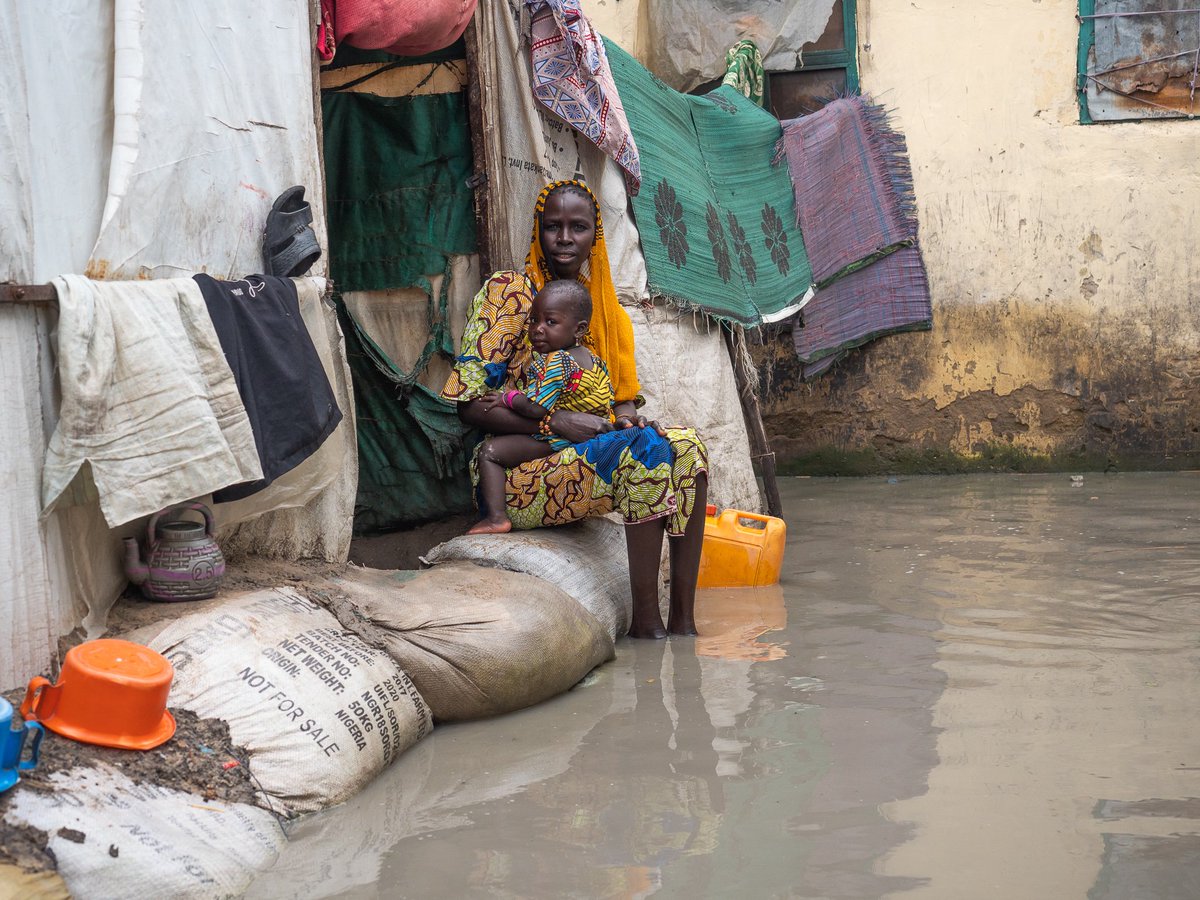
[
  {"x1": 0, "y1": 0, "x2": 329, "y2": 690},
  {"x1": 645, "y1": 0, "x2": 839, "y2": 92},
  {"x1": 90, "y1": 0, "x2": 327, "y2": 281}
]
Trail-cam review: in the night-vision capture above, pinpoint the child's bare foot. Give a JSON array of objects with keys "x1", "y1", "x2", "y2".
[{"x1": 466, "y1": 517, "x2": 513, "y2": 535}]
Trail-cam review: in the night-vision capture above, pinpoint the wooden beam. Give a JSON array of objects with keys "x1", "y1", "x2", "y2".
[
  {"x1": 724, "y1": 325, "x2": 783, "y2": 518},
  {"x1": 0, "y1": 284, "x2": 56, "y2": 305},
  {"x1": 463, "y1": 14, "x2": 492, "y2": 277}
]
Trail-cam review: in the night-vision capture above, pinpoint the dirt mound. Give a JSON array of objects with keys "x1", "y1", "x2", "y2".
[{"x1": 0, "y1": 697, "x2": 264, "y2": 877}]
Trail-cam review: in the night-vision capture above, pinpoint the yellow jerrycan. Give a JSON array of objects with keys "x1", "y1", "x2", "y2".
[{"x1": 697, "y1": 505, "x2": 786, "y2": 588}]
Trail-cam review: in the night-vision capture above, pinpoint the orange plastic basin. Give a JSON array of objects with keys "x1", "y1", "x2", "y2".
[
  {"x1": 697, "y1": 507, "x2": 786, "y2": 589},
  {"x1": 21, "y1": 639, "x2": 176, "y2": 751}
]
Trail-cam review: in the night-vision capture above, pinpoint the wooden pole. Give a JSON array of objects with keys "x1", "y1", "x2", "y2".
[
  {"x1": 0, "y1": 284, "x2": 56, "y2": 305},
  {"x1": 309, "y1": 0, "x2": 331, "y2": 283},
  {"x1": 463, "y1": 15, "x2": 492, "y2": 277},
  {"x1": 724, "y1": 325, "x2": 783, "y2": 518}
]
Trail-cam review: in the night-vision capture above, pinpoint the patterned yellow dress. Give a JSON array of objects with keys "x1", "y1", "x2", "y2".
[
  {"x1": 442, "y1": 271, "x2": 708, "y2": 534},
  {"x1": 525, "y1": 349, "x2": 614, "y2": 451}
]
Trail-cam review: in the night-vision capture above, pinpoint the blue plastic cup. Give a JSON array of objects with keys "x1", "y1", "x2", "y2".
[{"x1": 0, "y1": 696, "x2": 43, "y2": 792}]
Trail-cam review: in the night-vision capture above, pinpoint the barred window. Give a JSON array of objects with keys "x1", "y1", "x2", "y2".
[
  {"x1": 1077, "y1": 1, "x2": 1200, "y2": 122},
  {"x1": 767, "y1": 1, "x2": 860, "y2": 119}
]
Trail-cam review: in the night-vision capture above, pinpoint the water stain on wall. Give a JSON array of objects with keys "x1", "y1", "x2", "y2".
[{"x1": 754, "y1": 297, "x2": 1200, "y2": 473}]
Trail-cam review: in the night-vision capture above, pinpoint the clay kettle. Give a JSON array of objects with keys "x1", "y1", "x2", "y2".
[{"x1": 123, "y1": 502, "x2": 225, "y2": 602}]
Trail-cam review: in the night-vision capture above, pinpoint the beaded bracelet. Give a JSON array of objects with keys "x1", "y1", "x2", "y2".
[{"x1": 538, "y1": 413, "x2": 554, "y2": 437}]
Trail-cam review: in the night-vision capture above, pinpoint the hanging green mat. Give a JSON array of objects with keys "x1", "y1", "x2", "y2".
[
  {"x1": 337, "y1": 298, "x2": 475, "y2": 533},
  {"x1": 605, "y1": 39, "x2": 812, "y2": 326},
  {"x1": 322, "y1": 87, "x2": 477, "y2": 293}
]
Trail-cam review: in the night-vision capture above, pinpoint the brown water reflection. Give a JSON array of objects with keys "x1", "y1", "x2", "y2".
[{"x1": 247, "y1": 474, "x2": 1200, "y2": 899}]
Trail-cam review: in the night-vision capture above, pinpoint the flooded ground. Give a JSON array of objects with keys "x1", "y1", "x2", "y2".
[{"x1": 246, "y1": 473, "x2": 1200, "y2": 899}]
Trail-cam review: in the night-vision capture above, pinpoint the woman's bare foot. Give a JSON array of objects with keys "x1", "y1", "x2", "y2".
[
  {"x1": 628, "y1": 615, "x2": 668, "y2": 640},
  {"x1": 667, "y1": 615, "x2": 697, "y2": 636},
  {"x1": 466, "y1": 517, "x2": 513, "y2": 535},
  {"x1": 628, "y1": 609, "x2": 667, "y2": 643}
]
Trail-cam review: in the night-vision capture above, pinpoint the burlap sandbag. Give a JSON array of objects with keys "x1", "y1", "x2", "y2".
[
  {"x1": 324, "y1": 562, "x2": 615, "y2": 723},
  {"x1": 421, "y1": 518, "x2": 634, "y2": 644}
]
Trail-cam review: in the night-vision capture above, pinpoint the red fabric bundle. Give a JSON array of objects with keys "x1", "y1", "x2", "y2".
[{"x1": 328, "y1": 0, "x2": 477, "y2": 56}]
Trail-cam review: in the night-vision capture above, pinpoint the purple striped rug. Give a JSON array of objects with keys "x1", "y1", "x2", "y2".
[{"x1": 779, "y1": 97, "x2": 932, "y2": 376}]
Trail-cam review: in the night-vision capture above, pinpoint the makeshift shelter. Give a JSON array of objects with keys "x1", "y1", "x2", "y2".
[
  {"x1": 0, "y1": 1, "x2": 938, "y2": 893},
  {"x1": 323, "y1": 0, "x2": 767, "y2": 534},
  {"x1": 0, "y1": 0, "x2": 774, "y2": 691},
  {"x1": 0, "y1": 0, "x2": 346, "y2": 692}
]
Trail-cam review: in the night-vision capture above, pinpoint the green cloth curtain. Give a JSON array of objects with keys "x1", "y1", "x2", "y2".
[
  {"x1": 338, "y1": 298, "x2": 475, "y2": 533},
  {"x1": 322, "y1": 89, "x2": 477, "y2": 293}
]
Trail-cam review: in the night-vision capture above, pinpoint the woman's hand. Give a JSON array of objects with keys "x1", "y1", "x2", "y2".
[
  {"x1": 477, "y1": 391, "x2": 504, "y2": 413},
  {"x1": 615, "y1": 413, "x2": 668, "y2": 437},
  {"x1": 549, "y1": 410, "x2": 613, "y2": 444}
]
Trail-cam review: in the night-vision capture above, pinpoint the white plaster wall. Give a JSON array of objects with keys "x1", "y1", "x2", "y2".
[{"x1": 859, "y1": 0, "x2": 1200, "y2": 407}]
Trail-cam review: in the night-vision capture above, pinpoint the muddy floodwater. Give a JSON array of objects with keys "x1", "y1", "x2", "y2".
[{"x1": 246, "y1": 474, "x2": 1200, "y2": 899}]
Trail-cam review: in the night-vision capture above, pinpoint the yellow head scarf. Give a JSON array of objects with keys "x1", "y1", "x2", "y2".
[{"x1": 526, "y1": 180, "x2": 641, "y2": 404}]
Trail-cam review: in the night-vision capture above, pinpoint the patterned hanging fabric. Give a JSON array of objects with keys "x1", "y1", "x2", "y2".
[
  {"x1": 527, "y1": 0, "x2": 642, "y2": 194},
  {"x1": 721, "y1": 39, "x2": 765, "y2": 107}
]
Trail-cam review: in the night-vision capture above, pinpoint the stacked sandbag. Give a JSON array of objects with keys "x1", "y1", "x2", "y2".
[
  {"x1": 123, "y1": 587, "x2": 433, "y2": 814},
  {"x1": 2, "y1": 763, "x2": 284, "y2": 898},
  {"x1": 323, "y1": 563, "x2": 614, "y2": 722},
  {"x1": 245, "y1": 657, "x2": 638, "y2": 898},
  {"x1": 244, "y1": 739, "x2": 435, "y2": 899},
  {"x1": 421, "y1": 518, "x2": 634, "y2": 643}
]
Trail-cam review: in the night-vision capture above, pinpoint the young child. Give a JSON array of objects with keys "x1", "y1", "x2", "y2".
[{"x1": 467, "y1": 280, "x2": 613, "y2": 534}]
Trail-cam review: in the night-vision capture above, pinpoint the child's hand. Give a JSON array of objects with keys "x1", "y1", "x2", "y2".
[{"x1": 478, "y1": 391, "x2": 503, "y2": 412}]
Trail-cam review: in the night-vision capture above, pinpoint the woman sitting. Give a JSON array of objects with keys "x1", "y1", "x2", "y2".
[{"x1": 441, "y1": 179, "x2": 709, "y2": 638}]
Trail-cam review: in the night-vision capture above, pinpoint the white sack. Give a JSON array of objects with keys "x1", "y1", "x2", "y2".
[
  {"x1": 43, "y1": 276, "x2": 262, "y2": 528},
  {"x1": 630, "y1": 307, "x2": 763, "y2": 514},
  {"x1": 2, "y1": 764, "x2": 285, "y2": 899},
  {"x1": 215, "y1": 278, "x2": 358, "y2": 563},
  {"x1": 89, "y1": 0, "x2": 326, "y2": 281},
  {"x1": 140, "y1": 588, "x2": 433, "y2": 814},
  {"x1": 422, "y1": 518, "x2": 633, "y2": 644},
  {"x1": 646, "y1": 0, "x2": 839, "y2": 92}
]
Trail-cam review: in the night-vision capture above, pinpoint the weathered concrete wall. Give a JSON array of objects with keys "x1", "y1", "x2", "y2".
[
  {"x1": 763, "y1": 0, "x2": 1200, "y2": 471},
  {"x1": 587, "y1": 0, "x2": 1200, "y2": 471}
]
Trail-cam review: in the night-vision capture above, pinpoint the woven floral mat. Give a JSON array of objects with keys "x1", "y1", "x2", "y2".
[{"x1": 606, "y1": 39, "x2": 813, "y2": 326}]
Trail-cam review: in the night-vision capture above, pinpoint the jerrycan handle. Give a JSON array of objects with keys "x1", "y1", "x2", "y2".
[
  {"x1": 146, "y1": 501, "x2": 217, "y2": 548},
  {"x1": 720, "y1": 510, "x2": 772, "y2": 532},
  {"x1": 20, "y1": 676, "x2": 50, "y2": 720},
  {"x1": 19, "y1": 722, "x2": 43, "y2": 770}
]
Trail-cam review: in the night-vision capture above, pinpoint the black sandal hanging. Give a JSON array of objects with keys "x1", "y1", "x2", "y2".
[{"x1": 263, "y1": 185, "x2": 322, "y2": 278}]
